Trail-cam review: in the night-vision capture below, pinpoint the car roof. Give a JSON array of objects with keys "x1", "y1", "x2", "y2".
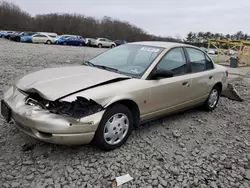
[{"x1": 130, "y1": 41, "x2": 194, "y2": 49}]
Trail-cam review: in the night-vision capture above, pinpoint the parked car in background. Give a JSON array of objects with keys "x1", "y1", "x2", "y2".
[
  {"x1": 115, "y1": 40, "x2": 128, "y2": 46},
  {"x1": 92, "y1": 38, "x2": 116, "y2": 48},
  {"x1": 85, "y1": 38, "x2": 97, "y2": 46},
  {"x1": 1, "y1": 31, "x2": 14, "y2": 38},
  {"x1": 20, "y1": 32, "x2": 38, "y2": 43},
  {"x1": 56, "y1": 36, "x2": 85, "y2": 46},
  {"x1": 208, "y1": 49, "x2": 216, "y2": 55},
  {"x1": 0, "y1": 30, "x2": 6, "y2": 37},
  {"x1": 9, "y1": 32, "x2": 24, "y2": 42},
  {"x1": 32, "y1": 33, "x2": 56, "y2": 44},
  {"x1": 56, "y1": 34, "x2": 81, "y2": 40},
  {"x1": 6, "y1": 31, "x2": 20, "y2": 40},
  {"x1": 39, "y1": 32, "x2": 57, "y2": 38},
  {"x1": 1, "y1": 42, "x2": 228, "y2": 150}
]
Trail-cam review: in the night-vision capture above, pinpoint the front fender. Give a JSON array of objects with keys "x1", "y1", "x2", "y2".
[{"x1": 101, "y1": 94, "x2": 139, "y2": 108}]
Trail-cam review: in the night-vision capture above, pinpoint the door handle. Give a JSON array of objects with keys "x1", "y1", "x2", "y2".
[
  {"x1": 209, "y1": 76, "x2": 213, "y2": 79},
  {"x1": 182, "y1": 81, "x2": 189, "y2": 86}
]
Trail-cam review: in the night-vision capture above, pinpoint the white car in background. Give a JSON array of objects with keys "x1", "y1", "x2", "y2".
[
  {"x1": 92, "y1": 38, "x2": 116, "y2": 48},
  {"x1": 32, "y1": 33, "x2": 57, "y2": 44},
  {"x1": 208, "y1": 49, "x2": 216, "y2": 55}
]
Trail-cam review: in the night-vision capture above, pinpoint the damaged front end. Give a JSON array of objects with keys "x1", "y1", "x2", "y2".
[{"x1": 26, "y1": 93, "x2": 103, "y2": 119}]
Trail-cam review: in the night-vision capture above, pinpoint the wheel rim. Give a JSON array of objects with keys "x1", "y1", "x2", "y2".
[
  {"x1": 104, "y1": 113, "x2": 129, "y2": 145},
  {"x1": 98, "y1": 44, "x2": 102, "y2": 48},
  {"x1": 208, "y1": 89, "x2": 219, "y2": 108}
]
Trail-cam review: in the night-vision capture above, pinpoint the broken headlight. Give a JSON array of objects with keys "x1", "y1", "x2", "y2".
[
  {"x1": 26, "y1": 94, "x2": 103, "y2": 119},
  {"x1": 48, "y1": 97, "x2": 103, "y2": 119}
]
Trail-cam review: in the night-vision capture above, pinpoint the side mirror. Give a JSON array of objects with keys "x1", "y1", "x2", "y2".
[{"x1": 150, "y1": 69, "x2": 173, "y2": 80}]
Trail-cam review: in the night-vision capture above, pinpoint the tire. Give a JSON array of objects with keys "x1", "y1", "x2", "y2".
[
  {"x1": 111, "y1": 44, "x2": 115, "y2": 48},
  {"x1": 63, "y1": 42, "x2": 67, "y2": 45},
  {"x1": 98, "y1": 44, "x2": 102, "y2": 48},
  {"x1": 46, "y1": 40, "x2": 52, "y2": 44},
  {"x1": 79, "y1": 43, "x2": 83, "y2": 46},
  {"x1": 203, "y1": 85, "x2": 220, "y2": 111},
  {"x1": 93, "y1": 104, "x2": 134, "y2": 150}
]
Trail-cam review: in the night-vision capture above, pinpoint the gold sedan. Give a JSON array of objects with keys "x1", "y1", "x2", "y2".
[{"x1": 1, "y1": 42, "x2": 228, "y2": 150}]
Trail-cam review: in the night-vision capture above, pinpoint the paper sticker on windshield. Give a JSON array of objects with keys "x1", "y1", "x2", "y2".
[
  {"x1": 131, "y1": 68, "x2": 139, "y2": 74},
  {"x1": 140, "y1": 47, "x2": 160, "y2": 53}
]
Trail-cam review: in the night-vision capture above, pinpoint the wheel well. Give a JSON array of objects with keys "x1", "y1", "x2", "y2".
[
  {"x1": 111, "y1": 100, "x2": 140, "y2": 127},
  {"x1": 214, "y1": 82, "x2": 222, "y2": 93}
]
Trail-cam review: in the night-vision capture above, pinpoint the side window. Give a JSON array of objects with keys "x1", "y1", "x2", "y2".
[
  {"x1": 186, "y1": 48, "x2": 206, "y2": 73},
  {"x1": 156, "y1": 48, "x2": 187, "y2": 76},
  {"x1": 99, "y1": 39, "x2": 105, "y2": 41},
  {"x1": 205, "y1": 54, "x2": 214, "y2": 70}
]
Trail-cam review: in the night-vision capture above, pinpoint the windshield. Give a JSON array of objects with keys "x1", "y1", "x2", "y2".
[{"x1": 89, "y1": 44, "x2": 164, "y2": 77}]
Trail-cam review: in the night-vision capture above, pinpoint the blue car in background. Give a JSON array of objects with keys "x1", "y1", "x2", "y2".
[
  {"x1": 1, "y1": 31, "x2": 14, "y2": 38},
  {"x1": 20, "y1": 32, "x2": 37, "y2": 42},
  {"x1": 56, "y1": 36, "x2": 85, "y2": 46}
]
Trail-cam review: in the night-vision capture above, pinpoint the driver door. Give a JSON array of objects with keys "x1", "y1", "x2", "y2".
[{"x1": 146, "y1": 47, "x2": 193, "y2": 118}]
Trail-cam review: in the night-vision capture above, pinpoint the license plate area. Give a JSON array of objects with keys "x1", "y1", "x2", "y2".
[{"x1": 1, "y1": 100, "x2": 11, "y2": 122}]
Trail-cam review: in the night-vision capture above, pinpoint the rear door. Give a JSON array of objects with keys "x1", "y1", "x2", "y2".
[
  {"x1": 147, "y1": 47, "x2": 193, "y2": 117},
  {"x1": 185, "y1": 47, "x2": 215, "y2": 103}
]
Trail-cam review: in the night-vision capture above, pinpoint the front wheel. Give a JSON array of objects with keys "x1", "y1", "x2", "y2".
[
  {"x1": 93, "y1": 104, "x2": 134, "y2": 150},
  {"x1": 98, "y1": 44, "x2": 102, "y2": 48},
  {"x1": 46, "y1": 40, "x2": 52, "y2": 44},
  {"x1": 203, "y1": 86, "x2": 220, "y2": 111},
  {"x1": 111, "y1": 44, "x2": 115, "y2": 48}
]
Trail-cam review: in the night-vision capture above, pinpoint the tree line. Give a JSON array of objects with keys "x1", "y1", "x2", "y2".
[
  {"x1": 185, "y1": 31, "x2": 249, "y2": 43},
  {"x1": 0, "y1": 1, "x2": 179, "y2": 42}
]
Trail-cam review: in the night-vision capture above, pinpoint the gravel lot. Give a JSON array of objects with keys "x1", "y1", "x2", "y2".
[{"x1": 0, "y1": 39, "x2": 250, "y2": 188}]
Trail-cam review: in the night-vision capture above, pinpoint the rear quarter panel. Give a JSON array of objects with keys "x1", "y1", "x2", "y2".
[{"x1": 213, "y1": 64, "x2": 228, "y2": 91}]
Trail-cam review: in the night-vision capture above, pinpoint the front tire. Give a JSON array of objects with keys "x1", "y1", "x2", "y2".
[
  {"x1": 93, "y1": 104, "x2": 134, "y2": 150},
  {"x1": 111, "y1": 44, "x2": 115, "y2": 48},
  {"x1": 203, "y1": 86, "x2": 220, "y2": 111},
  {"x1": 46, "y1": 40, "x2": 52, "y2": 44},
  {"x1": 98, "y1": 44, "x2": 102, "y2": 48}
]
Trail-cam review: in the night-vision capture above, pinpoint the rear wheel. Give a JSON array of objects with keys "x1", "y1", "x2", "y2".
[
  {"x1": 93, "y1": 104, "x2": 134, "y2": 150},
  {"x1": 98, "y1": 44, "x2": 102, "y2": 48},
  {"x1": 203, "y1": 86, "x2": 220, "y2": 111},
  {"x1": 79, "y1": 43, "x2": 83, "y2": 46},
  {"x1": 63, "y1": 42, "x2": 67, "y2": 45}
]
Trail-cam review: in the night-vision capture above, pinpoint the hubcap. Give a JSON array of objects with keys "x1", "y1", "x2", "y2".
[
  {"x1": 104, "y1": 113, "x2": 129, "y2": 145},
  {"x1": 208, "y1": 89, "x2": 218, "y2": 108}
]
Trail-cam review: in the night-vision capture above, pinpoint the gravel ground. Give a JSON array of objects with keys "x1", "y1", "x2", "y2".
[{"x1": 0, "y1": 39, "x2": 250, "y2": 188}]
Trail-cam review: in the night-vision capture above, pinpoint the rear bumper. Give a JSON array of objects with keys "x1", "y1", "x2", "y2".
[{"x1": 2, "y1": 86, "x2": 105, "y2": 145}]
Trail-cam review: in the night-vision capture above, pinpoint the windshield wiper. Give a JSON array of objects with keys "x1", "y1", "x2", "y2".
[
  {"x1": 83, "y1": 61, "x2": 95, "y2": 67},
  {"x1": 83, "y1": 61, "x2": 118, "y2": 72},
  {"x1": 94, "y1": 65, "x2": 118, "y2": 72}
]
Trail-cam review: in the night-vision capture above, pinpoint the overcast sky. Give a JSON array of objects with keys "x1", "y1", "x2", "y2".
[{"x1": 7, "y1": 0, "x2": 250, "y2": 38}]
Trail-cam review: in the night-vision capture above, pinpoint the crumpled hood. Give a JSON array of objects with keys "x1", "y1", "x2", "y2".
[{"x1": 16, "y1": 66, "x2": 129, "y2": 101}]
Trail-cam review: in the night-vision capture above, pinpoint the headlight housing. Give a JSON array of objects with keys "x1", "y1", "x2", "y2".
[{"x1": 25, "y1": 94, "x2": 103, "y2": 119}]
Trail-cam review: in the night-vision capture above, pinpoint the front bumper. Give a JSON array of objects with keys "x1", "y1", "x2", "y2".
[{"x1": 2, "y1": 87, "x2": 105, "y2": 145}]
